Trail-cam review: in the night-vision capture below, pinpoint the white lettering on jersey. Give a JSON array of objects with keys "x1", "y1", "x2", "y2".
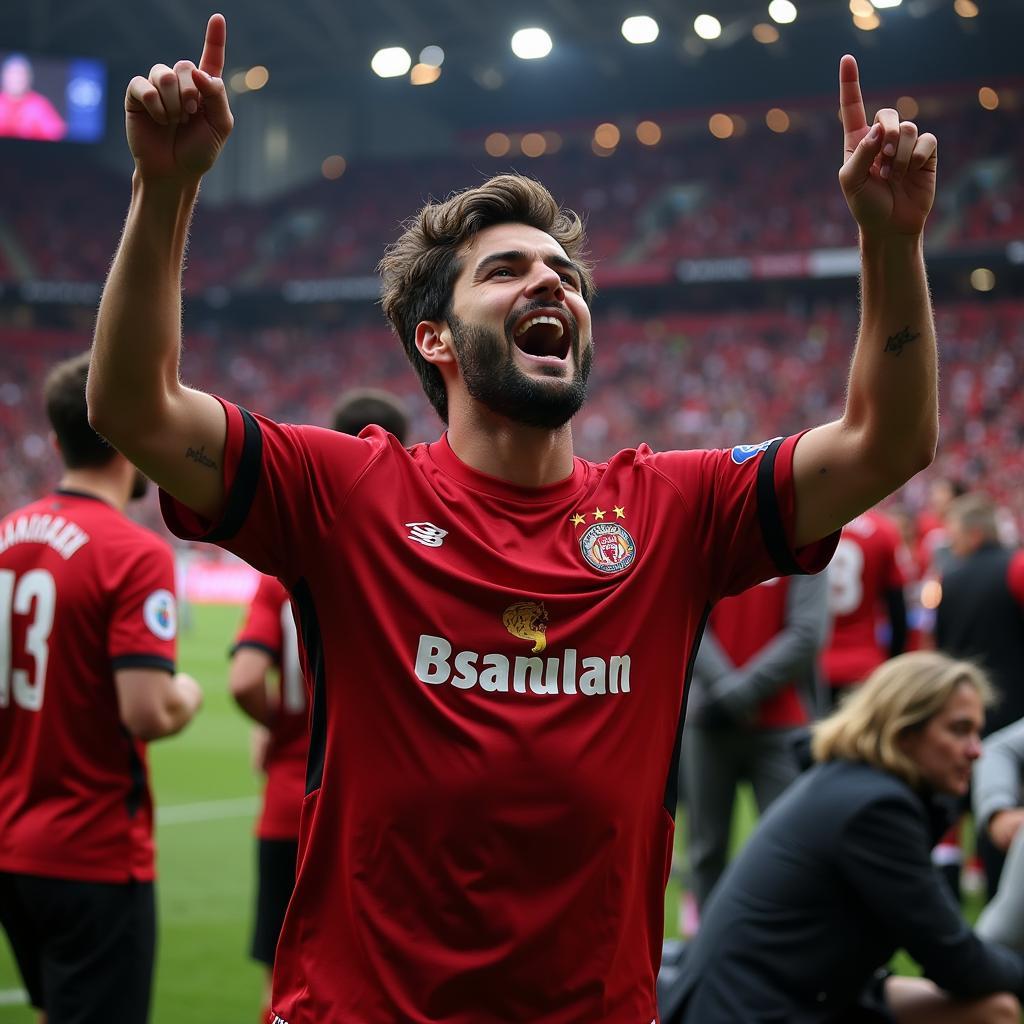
[
  {"x1": 0, "y1": 514, "x2": 90, "y2": 560},
  {"x1": 406, "y1": 522, "x2": 448, "y2": 548},
  {"x1": 414, "y1": 634, "x2": 631, "y2": 697}
]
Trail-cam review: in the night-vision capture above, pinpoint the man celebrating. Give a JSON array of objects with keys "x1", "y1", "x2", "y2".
[
  {"x1": 0, "y1": 353, "x2": 203, "y2": 1024},
  {"x1": 88, "y1": 15, "x2": 939, "y2": 1023}
]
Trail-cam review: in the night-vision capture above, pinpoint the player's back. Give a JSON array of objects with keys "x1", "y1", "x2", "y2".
[
  {"x1": 823, "y1": 510, "x2": 904, "y2": 686},
  {"x1": 0, "y1": 490, "x2": 175, "y2": 882}
]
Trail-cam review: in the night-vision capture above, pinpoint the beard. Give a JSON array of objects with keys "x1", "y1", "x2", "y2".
[
  {"x1": 130, "y1": 469, "x2": 150, "y2": 501},
  {"x1": 448, "y1": 307, "x2": 592, "y2": 430}
]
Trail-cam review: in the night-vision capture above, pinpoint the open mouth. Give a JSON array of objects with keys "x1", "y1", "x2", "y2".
[{"x1": 512, "y1": 311, "x2": 572, "y2": 361}]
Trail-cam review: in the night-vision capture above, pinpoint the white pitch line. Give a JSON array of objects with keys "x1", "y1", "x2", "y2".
[
  {"x1": 156, "y1": 795, "x2": 259, "y2": 825},
  {"x1": 0, "y1": 988, "x2": 27, "y2": 1005}
]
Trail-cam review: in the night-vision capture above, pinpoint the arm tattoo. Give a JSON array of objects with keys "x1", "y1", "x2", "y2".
[
  {"x1": 883, "y1": 326, "x2": 921, "y2": 357},
  {"x1": 185, "y1": 445, "x2": 218, "y2": 470}
]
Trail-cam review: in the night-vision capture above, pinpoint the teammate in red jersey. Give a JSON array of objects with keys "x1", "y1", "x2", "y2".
[
  {"x1": 229, "y1": 390, "x2": 408, "y2": 1019},
  {"x1": 823, "y1": 508, "x2": 908, "y2": 708},
  {"x1": 89, "y1": 16, "x2": 942, "y2": 1023},
  {"x1": 0, "y1": 353, "x2": 203, "y2": 1024}
]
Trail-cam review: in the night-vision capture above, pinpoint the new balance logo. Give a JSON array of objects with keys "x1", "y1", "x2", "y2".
[
  {"x1": 406, "y1": 522, "x2": 448, "y2": 548},
  {"x1": 271, "y1": 1016, "x2": 289, "y2": 1024}
]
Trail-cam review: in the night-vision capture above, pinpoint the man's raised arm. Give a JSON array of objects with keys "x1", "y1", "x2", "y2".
[
  {"x1": 89, "y1": 14, "x2": 234, "y2": 520},
  {"x1": 791, "y1": 55, "x2": 939, "y2": 548}
]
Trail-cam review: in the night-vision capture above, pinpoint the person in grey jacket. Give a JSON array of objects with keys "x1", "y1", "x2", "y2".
[
  {"x1": 974, "y1": 718, "x2": 1024, "y2": 950},
  {"x1": 674, "y1": 651, "x2": 1022, "y2": 1024},
  {"x1": 681, "y1": 570, "x2": 830, "y2": 909}
]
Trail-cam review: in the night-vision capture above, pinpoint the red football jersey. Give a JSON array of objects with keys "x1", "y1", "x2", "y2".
[
  {"x1": 0, "y1": 490, "x2": 177, "y2": 883},
  {"x1": 234, "y1": 573, "x2": 308, "y2": 841},
  {"x1": 162, "y1": 403, "x2": 837, "y2": 1024},
  {"x1": 708, "y1": 576, "x2": 809, "y2": 729},
  {"x1": 822, "y1": 510, "x2": 906, "y2": 687}
]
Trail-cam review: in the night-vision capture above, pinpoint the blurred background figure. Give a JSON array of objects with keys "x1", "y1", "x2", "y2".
[
  {"x1": 936, "y1": 492, "x2": 1024, "y2": 899},
  {"x1": 681, "y1": 570, "x2": 829, "y2": 914},
  {"x1": 822, "y1": 507, "x2": 908, "y2": 710},
  {"x1": 671, "y1": 652, "x2": 1022, "y2": 1024},
  {"x1": 0, "y1": 353, "x2": 202, "y2": 1024},
  {"x1": 974, "y1": 718, "x2": 1024, "y2": 952},
  {"x1": 0, "y1": 53, "x2": 65, "y2": 140},
  {"x1": 228, "y1": 388, "x2": 408, "y2": 1022}
]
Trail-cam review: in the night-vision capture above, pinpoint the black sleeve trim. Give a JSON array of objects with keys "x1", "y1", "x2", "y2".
[
  {"x1": 205, "y1": 406, "x2": 263, "y2": 543},
  {"x1": 292, "y1": 578, "x2": 326, "y2": 797},
  {"x1": 756, "y1": 436, "x2": 804, "y2": 577},
  {"x1": 663, "y1": 603, "x2": 712, "y2": 814},
  {"x1": 229, "y1": 640, "x2": 278, "y2": 659},
  {"x1": 111, "y1": 654, "x2": 175, "y2": 674}
]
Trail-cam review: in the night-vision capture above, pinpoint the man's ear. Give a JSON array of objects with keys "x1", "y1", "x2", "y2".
[{"x1": 415, "y1": 320, "x2": 456, "y2": 366}]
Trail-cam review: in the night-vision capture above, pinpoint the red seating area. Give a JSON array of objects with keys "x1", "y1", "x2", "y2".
[
  {"x1": 4, "y1": 300, "x2": 1022, "y2": 538},
  {"x1": 0, "y1": 90, "x2": 1019, "y2": 288}
]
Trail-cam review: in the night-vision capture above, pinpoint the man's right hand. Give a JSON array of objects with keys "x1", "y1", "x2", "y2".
[{"x1": 125, "y1": 13, "x2": 233, "y2": 182}]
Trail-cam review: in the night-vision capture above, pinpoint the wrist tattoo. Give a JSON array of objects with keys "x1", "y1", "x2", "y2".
[
  {"x1": 883, "y1": 326, "x2": 920, "y2": 357},
  {"x1": 185, "y1": 445, "x2": 217, "y2": 470}
]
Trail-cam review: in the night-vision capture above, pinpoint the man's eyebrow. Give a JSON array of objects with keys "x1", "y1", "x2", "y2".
[{"x1": 473, "y1": 250, "x2": 582, "y2": 281}]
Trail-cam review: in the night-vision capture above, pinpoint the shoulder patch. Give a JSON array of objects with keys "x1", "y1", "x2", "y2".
[
  {"x1": 143, "y1": 589, "x2": 177, "y2": 641},
  {"x1": 730, "y1": 436, "x2": 784, "y2": 465}
]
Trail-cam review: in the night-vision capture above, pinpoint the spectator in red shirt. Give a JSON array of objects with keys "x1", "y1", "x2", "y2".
[{"x1": 0, "y1": 54, "x2": 65, "y2": 141}]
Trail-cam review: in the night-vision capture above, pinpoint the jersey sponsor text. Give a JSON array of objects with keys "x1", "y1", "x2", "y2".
[{"x1": 414, "y1": 633, "x2": 631, "y2": 696}]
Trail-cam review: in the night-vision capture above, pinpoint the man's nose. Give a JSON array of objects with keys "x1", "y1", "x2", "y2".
[{"x1": 524, "y1": 262, "x2": 565, "y2": 300}]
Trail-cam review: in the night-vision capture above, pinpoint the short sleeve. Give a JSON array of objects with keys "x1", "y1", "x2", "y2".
[
  {"x1": 108, "y1": 539, "x2": 177, "y2": 674},
  {"x1": 160, "y1": 399, "x2": 385, "y2": 583},
  {"x1": 650, "y1": 432, "x2": 840, "y2": 601},
  {"x1": 233, "y1": 574, "x2": 286, "y2": 661}
]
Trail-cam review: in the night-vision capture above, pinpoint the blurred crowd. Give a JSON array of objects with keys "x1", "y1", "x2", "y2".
[
  {"x1": 3, "y1": 299, "x2": 1022, "y2": 546},
  {"x1": 0, "y1": 89, "x2": 1020, "y2": 288}
]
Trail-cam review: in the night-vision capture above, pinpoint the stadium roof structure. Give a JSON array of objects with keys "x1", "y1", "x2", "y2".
[{"x1": 2, "y1": 0, "x2": 1019, "y2": 130}]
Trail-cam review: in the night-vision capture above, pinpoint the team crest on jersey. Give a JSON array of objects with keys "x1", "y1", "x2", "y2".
[
  {"x1": 503, "y1": 600, "x2": 549, "y2": 653},
  {"x1": 730, "y1": 436, "x2": 783, "y2": 465},
  {"x1": 143, "y1": 589, "x2": 177, "y2": 641},
  {"x1": 579, "y1": 522, "x2": 636, "y2": 574}
]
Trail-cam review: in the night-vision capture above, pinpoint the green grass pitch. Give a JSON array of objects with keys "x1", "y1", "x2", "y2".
[{"x1": 0, "y1": 603, "x2": 986, "y2": 1020}]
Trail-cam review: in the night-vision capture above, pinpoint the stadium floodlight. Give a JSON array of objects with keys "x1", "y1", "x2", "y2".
[
  {"x1": 419, "y1": 45, "x2": 445, "y2": 67},
  {"x1": 621, "y1": 16, "x2": 660, "y2": 44},
  {"x1": 371, "y1": 47, "x2": 412, "y2": 78},
  {"x1": 768, "y1": 0, "x2": 798, "y2": 24},
  {"x1": 511, "y1": 28, "x2": 553, "y2": 60},
  {"x1": 871, "y1": 0, "x2": 902, "y2": 7},
  {"x1": 693, "y1": 14, "x2": 722, "y2": 39}
]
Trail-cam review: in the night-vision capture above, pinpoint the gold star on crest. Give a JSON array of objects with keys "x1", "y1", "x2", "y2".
[
  {"x1": 593, "y1": 507, "x2": 606, "y2": 521},
  {"x1": 570, "y1": 513, "x2": 586, "y2": 527},
  {"x1": 614, "y1": 506, "x2": 626, "y2": 519}
]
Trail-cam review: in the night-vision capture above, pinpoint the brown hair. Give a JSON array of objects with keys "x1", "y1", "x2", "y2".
[
  {"x1": 378, "y1": 174, "x2": 594, "y2": 423},
  {"x1": 44, "y1": 352, "x2": 116, "y2": 469},
  {"x1": 330, "y1": 388, "x2": 410, "y2": 443},
  {"x1": 812, "y1": 651, "x2": 995, "y2": 788}
]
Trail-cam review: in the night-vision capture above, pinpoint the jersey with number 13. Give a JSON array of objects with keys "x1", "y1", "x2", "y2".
[{"x1": 0, "y1": 490, "x2": 177, "y2": 882}]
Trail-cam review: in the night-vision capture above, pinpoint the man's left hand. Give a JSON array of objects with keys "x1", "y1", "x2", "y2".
[{"x1": 838, "y1": 54, "x2": 938, "y2": 239}]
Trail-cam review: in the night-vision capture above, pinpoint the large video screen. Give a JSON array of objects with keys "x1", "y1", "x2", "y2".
[{"x1": 0, "y1": 51, "x2": 106, "y2": 143}]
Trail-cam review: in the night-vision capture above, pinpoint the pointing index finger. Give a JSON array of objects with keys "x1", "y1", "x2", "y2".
[
  {"x1": 198, "y1": 13, "x2": 227, "y2": 78},
  {"x1": 839, "y1": 53, "x2": 868, "y2": 155}
]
